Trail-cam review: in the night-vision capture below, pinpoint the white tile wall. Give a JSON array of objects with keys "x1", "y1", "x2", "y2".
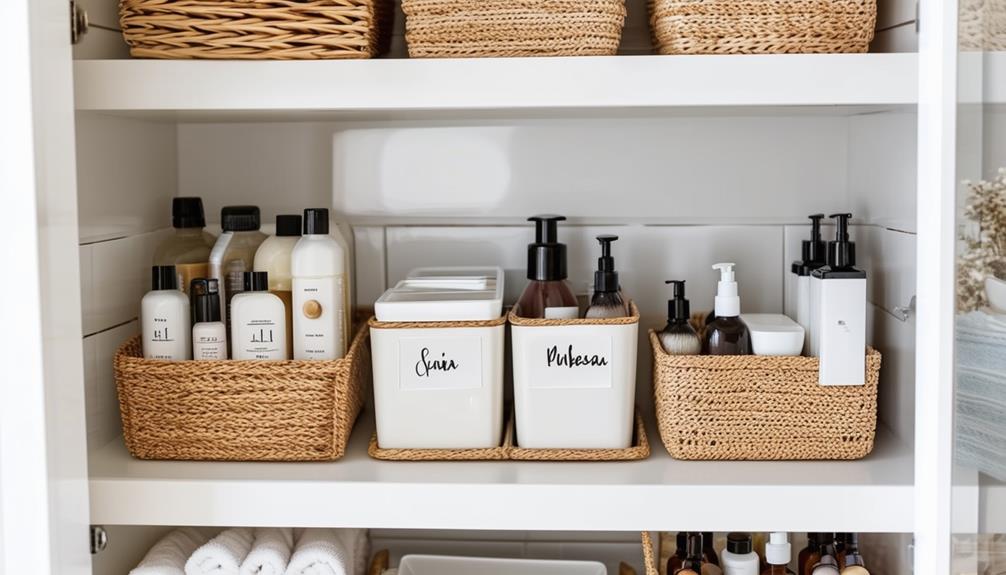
[
  {"x1": 83, "y1": 229, "x2": 169, "y2": 336},
  {"x1": 847, "y1": 111, "x2": 917, "y2": 232},
  {"x1": 84, "y1": 320, "x2": 138, "y2": 451}
]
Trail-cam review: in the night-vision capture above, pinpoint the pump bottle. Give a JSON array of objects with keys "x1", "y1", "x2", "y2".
[
  {"x1": 763, "y1": 533, "x2": 795, "y2": 575},
  {"x1": 790, "y1": 214, "x2": 827, "y2": 354},
  {"x1": 141, "y1": 266, "x2": 191, "y2": 361},
  {"x1": 809, "y1": 213, "x2": 867, "y2": 385},
  {"x1": 659, "y1": 281, "x2": 701, "y2": 355},
  {"x1": 515, "y1": 215, "x2": 579, "y2": 319},
  {"x1": 703, "y1": 263, "x2": 751, "y2": 355},
  {"x1": 675, "y1": 533, "x2": 705, "y2": 575},
  {"x1": 190, "y1": 278, "x2": 227, "y2": 361},
  {"x1": 839, "y1": 534, "x2": 868, "y2": 575},
  {"x1": 585, "y1": 235, "x2": 626, "y2": 318},
  {"x1": 722, "y1": 532, "x2": 759, "y2": 575}
]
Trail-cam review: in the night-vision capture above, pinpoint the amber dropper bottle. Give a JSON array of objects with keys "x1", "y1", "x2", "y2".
[{"x1": 798, "y1": 533, "x2": 828, "y2": 575}]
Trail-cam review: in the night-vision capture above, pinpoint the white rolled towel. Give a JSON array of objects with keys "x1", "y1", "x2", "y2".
[
  {"x1": 131, "y1": 528, "x2": 210, "y2": 575},
  {"x1": 240, "y1": 528, "x2": 295, "y2": 575},
  {"x1": 186, "y1": 527, "x2": 254, "y2": 575},
  {"x1": 284, "y1": 528, "x2": 351, "y2": 575},
  {"x1": 336, "y1": 530, "x2": 368, "y2": 575}
]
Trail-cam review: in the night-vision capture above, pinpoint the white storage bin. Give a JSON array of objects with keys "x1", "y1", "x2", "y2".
[
  {"x1": 370, "y1": 266, "x2": 506, "y2": 449},
  {"x1": 510, "y1": 302, "x2": 639, "y2": 449}
]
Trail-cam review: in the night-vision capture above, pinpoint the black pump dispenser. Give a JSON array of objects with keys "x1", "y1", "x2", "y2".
[
  {"x1": 526, "y1": 214, "x2": 568, "y2": 281},
  {"x1": 793, "y1": 214, "x2": 828, "y2": 276},
  {"x1": 593, "y1": 235, "x2": 619, "y2": 293},
  {"x1": 666, "y1": 280, "x2": 690, "y2": 323},
  {"x1": 827, "y1": 213, "x2": 856, "y2": 269}
]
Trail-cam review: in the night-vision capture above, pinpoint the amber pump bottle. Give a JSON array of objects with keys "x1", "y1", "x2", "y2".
[
  {"x1": 675, "y1": 533, "x2": 705, "y2": 575},
  {"x1": 810, "y1": 544, "x2": 841, "y2": 575},
  {"x1": 839, "y1": 534, "x2": 869, "y2": 575},
  {"x1": 761, "y1": 532, "x2": 795, "y2": 575},
  {"x1": 703, "y1": 263, "x2": 751, "y2": 355},
  {"x1": 515, "y1": 215, "x2": 579, "y2": 319},
  {"x1": 668, "y1": 532, "x2": 688, "y2": 575},
  {"x1": 798, "y1": 533, "x2": 829, "y2": 575}
]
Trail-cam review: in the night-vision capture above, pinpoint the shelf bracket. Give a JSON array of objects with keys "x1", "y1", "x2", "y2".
[
  {"x1": 90, "y1": 525, "x2": 107, "y2": 555},
  {"x1": 893, "y1": 295, "x2": 917, "y2": 322}
]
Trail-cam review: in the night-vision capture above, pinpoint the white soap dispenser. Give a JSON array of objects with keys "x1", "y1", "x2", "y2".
[
  {"x1": 809, "y1": 213, "x2": 867, "y2": 385},
  {"x1": 141, "y1": 265, "x2": 191, "y2": 361}
]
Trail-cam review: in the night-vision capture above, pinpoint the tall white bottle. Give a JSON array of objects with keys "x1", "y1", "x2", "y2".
[
  {"x1": 141, "y1": 265, "x2": 191, "y2": 361},
  {"x1": 790, "y1": 214, "x2": 827, "y2": 355},
  {"x1": 721, "y1": 533, "x2": 760, "y2": 575},
  {"x1": 231, "y1": 272, "x2": 287, "y2": 360},
  {"x1": 292, "y1": 208, "x2": 348, "y2": 360},
  {"x1": 809, "y1": 213, "x2": 867, "y2": 386},
  {"x1": 190, "y1": 278, "x2": 227, "y2": 360}
]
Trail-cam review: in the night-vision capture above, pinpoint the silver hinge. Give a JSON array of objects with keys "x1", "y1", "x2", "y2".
[
  {"x1": 90, "y1": 525, "x2": 107, "y2": 555},
  {"x1": 70, "y1": 0, "x2": 89, "y2": 45}
]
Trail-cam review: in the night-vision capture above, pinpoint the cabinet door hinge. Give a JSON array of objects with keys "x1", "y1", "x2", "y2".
[
  {"x1": 90, "y1": 525, "x2": 107, "y2": 555},
  {"x1": 70, "y1": 0, "x2": 89, "y2": 45}
]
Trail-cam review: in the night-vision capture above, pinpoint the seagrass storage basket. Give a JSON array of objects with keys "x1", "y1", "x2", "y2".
[
  {"x1": 650, "y1": 331, "x2": 881, "y2": 460},
  {"x1": 401, "y1": 0, "x2": 627, "y2": 58},
  {"x1": 648, "y1": 0, "x2": 877, "y2": 54},
  {"x1": 119, "y1": 0, "x2": 395, "y2": 59},
  {"x1": 113, "y1": 326, "x2": 370, "y2": 461}
]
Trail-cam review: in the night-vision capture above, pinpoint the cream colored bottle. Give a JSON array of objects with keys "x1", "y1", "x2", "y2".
[
  {"x1": 254, "y1": 214, "x2": 300, "y2": 359},
  {"x1": 209, "y1": 206, "x2": 267, "y2": 342},
  {"x1": 153, "y1": 197, "x2": 216, "y2": 295},
  {"x1": 230, "y1": 272, "x2": 287, "y2": 361},
  {"x1": 291, "y1": 208, "x2": 348, "y2": 360}
]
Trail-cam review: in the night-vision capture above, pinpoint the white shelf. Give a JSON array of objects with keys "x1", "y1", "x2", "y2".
[
  {"x1": 88, "y1": 415, "x2": 914, "y2": 532},
  {"x1": 73, "y1": 54, "x2": 918, "y2": 121}
]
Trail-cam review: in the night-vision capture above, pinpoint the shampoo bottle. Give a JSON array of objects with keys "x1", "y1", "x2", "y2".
[
  {"x1": 515, "y1": 215, "x2": 579, "y2": 319},
  {"x1": 703, "y1": 263, "x2": 752, "y2": 355},
  {"x1": 584, "y1": 234, "x2": 626, "y2": 318},
  {"x1": 839, "y1": 534, "x2": 868, "y2": 575},
  {"x1": 153, "y1": 197, "x2": 216, "y2": 295},
  {"x1": 141, "y1": 266, "x2": 191, "y2": 361},
  {"x1": 763, "y1": 533, "x2": 795, "y2": 575},
  {"x1": 722, "y1": 533, "x2": 760, "y2": 575},
  {"x1": 230, "y1": 272, "x2": 287, "y2": 361},
  {"x1": 660, "y1": 281, "x2": 701, "y2": 355},
  {"x1": 190, "y1": 278, "x2": 227, "y2": 361},
  {"x1": 291, "y1": 208, "x2": 348, "y2": 360},
  {"x1": 792, "y1": 214, "x2": 827, "y2": 354},
  {"x1": 254, "y1": 214, "x2": 301, "y2": 359},
  {"x1": 209, "y1": 205, "x2": 267, "y2": 337},
  {"x1": 809, "y1": 214, "x2": 867, "y2": 385}
]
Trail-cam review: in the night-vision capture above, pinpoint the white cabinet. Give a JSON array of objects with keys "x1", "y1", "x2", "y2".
[{"x1": 8, "y1": 0, "x2": 994, "y2": 573}]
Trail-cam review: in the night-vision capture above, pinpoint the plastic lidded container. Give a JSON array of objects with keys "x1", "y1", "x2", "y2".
[{"x1": 370, "y1": 267, "x2": 505, "y2": 449}]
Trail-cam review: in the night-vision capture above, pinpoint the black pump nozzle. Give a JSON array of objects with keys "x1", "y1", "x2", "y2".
[
  {"x1": 827, "y1": 212, "x2": 856, "y2": 269},
  {"x1": 526, "y1": 214, "x2": 568, "y2": 281},
  {"x1": 802, "y1": 213, "x2": 827, "y2": 264},
  {"x1": 665, "y1": 280, "x2": 690, "y2": 323},
  {"x1": 593, "y1": 235, "x2": 619, "y2": 293}
]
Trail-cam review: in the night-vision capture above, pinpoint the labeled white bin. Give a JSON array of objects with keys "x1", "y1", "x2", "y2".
[{"x1": 510, "y1": 302, "x2": 639, "y2": 449}]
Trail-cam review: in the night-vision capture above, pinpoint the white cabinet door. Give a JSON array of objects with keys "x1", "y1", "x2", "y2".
[{"x1": 0, "y1": 0, "x2": 90, "y2": 574}]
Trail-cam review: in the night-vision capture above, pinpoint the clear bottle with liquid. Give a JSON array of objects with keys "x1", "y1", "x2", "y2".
[
  {"x1": 153, "y1": 197, "x2": 216, "y2": 295},
  {"x1": 515, "y1": 215, "x2": 579, "y2": 319}
]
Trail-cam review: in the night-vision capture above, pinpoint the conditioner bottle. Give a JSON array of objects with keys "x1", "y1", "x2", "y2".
[
  {"x1": 230, "y1": 272, "x2": 287, "y2": 361},
  {"x1": 762, "y1": 533, "x2": 795, "y2": 575},
  {"x1": 254, "y1": 214, "x2": 301, "y2": 359},
  {"x1": 291, "y1": 208, "x2": 348, "y2": 360},
  {"x1": 190, "y1": 278, "x2": 227, "y2": 361},
  {"x1": 703, "y1": 263, "x2": 751, "y2": 355},
  {"x1": 141, "y1": 266, "x2": 191, "y2": 361},
  {"x1": 515, "y1": 215, "x2": 579, "y2": 319},
  {"x1": 153, "y1": 197, "x2": 216, "y2": 295}
]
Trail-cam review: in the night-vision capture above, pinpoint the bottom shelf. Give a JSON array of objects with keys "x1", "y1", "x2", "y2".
[{"x1": 87, "y1": 413, "x2": 914, "y2": 532}]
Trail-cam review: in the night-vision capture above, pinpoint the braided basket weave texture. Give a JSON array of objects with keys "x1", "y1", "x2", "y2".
[
  {"x1": 650, "y1": 331, "x2": 881, "y2": 460},
  {"x1": 114, "y1": 326, "x2": 370, "y2": 461},
  {"x1": 119, "y1": 0, "x2": 394, "y2": 59},
  {"x1": 648, "y1": 0, "x2": 877, "y2": 55},
  {"x1": 401, "y1": 0, "x2": 627, "y2": 58}
]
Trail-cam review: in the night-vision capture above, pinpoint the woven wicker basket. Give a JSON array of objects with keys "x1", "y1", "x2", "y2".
[
  {"x1": 401, "y1": 0, "x2": 627, "y2": 58},
  {"x1": 119, "y1": 0, "x2": 394, "y2": 60},
  {"x1": 648, "y1": 0, "x2": 877, "y2": 55},
  {"x1": 114, "y1": 326, "x2": 370, "y2": 461},
  {"x1": 650, "y1": 331, "x2": 881, "y2": 461}
]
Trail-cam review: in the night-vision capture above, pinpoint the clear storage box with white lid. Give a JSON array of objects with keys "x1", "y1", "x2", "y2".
[{"x1": 370, "y1": 267, "x2": 505, "y2": 449}]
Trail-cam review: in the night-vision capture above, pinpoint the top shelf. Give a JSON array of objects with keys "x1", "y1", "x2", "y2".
[{"x1": 73, "y1": 54, "x2": 918, "y2": 121}]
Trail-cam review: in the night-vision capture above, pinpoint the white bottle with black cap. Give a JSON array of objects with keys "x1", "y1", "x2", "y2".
[
  {"x1": 790, "y1": 214, "x2": 827, "y2": 355},
  {"x1": 722, "y1": 533, "x2": 760, "y2": 575},
  {"x1": 141, "y1": 265, "x2": 191, "y2": 361},
  {"x1": 291, "y1": 208, "x2": 348, "y2": 360},
  {"x1": 230, "y1": 271, "x2": 287, "y2": 361},
  {"x1": 809, "y1": 213, "x2": 867, "y2": 385},
  {"x1": 190, "y1": 278, "x2": 227, "y2": 361}
]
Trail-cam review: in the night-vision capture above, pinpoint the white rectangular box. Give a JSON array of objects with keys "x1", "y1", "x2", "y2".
[
  {"x1": 370, "y1": 319, "x2": 505, "y2": 449},
  {"x1": 510, "y1": 304, "x2": 639, "y2": 449}
]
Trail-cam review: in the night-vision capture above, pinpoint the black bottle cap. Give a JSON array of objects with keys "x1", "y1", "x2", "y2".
[
  {"x1": 827, "y1": 213, "x2": 856, "y2": 269},
  {"x1": 172, "y1": 197, "x2": 206, "y2": 229},
  {"x1": 686, "y1": 533, "x2": 704, "y2": 560},
  {"x1": 151, "y1": 265, "x2": 178, "y2": 290},
  {"x1": 243, "y1": 271, "x2": 269, "y2": 292},
  {"x1": 726, "y1": 532, "x2": 752, "y2": 555},
  {"x1": 221, "y1": 206, "x2": 261, "y2": 232},
  {"x1": 276, "y1": 214, "x2": 302, "y2": 237},
  {"x1": 593, "y1": 235, "x2": 619, "y2": 293},
  {"x1": 665, "y1": 280, "x2": 690, "y2": 323},
  {"x1": 702, "y1": 532, "x2": 714, "y2": 549},
  {"x1": 526, "y1": 214, "x2": 568, "y2": 281},
  {"x1": 190, "y1": 278, "x2": 221, "y2": 323},
  {"x1": 303, "y1": 208, "x2": 330, "y2": 235}
]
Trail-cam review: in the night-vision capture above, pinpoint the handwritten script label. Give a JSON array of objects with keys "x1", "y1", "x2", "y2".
[
  {"x1": 398, "y1": 336, "x2": 482, "y2": 390},
  {"x1": 523, "y1": 333, "x2": 613, "y2": 389}
]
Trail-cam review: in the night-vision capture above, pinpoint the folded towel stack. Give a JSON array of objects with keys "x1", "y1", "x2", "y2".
[
  {"x1": 186, "y1": 527, "x2": 255, "y2": 575},
  {"x1": 131, "y1": 528, "x2": 210, "y2": 575},
  {"x1": 955, "y1": 310, "x2": 1006, "y2": 481},
  {"x1": 240, "y1": 528, "x2": 295, "y2": 575},
  {"x1": 286, "y1": 528, "x2": 358, "y2": 575}
]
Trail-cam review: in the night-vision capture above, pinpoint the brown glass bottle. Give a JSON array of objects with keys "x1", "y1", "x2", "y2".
[
  {"x1": 675, "y1": 533, "x2": 704, "y2": 575},
  {"x1": 667, "y1": 532, "x2": 687, "y2": 575},
  {"x1": 702, "y1": 316, "x2": 752, "y2": 355},
  {"x1": 702, "y1": 532, "x2": 720, "y2": 567},
  {"x1": 515, "y1": 215, "x2": 579, "y2": 319},
  {"x1": 798, "y1": 533, "x2": 828, "y2": 575}
]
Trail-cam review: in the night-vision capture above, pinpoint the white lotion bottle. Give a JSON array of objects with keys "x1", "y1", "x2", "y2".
[
  {"x1": 292, "y1": 208, "x2": 348, "y2": 360},
  {"x1": 230, "y1": 271, "x2": 287, "y2": 360},
  {"x1": 722, "y1": 533, "x2": 760, "y2": 575},
  {"x1": 141, "y1": 265, "x2": 191, "y2": 361},
  {"x1": 190, "y1": 278, "x2": 227, "y2": 360},
  {"x1": 791, "y1": 214, "x2": 827, "y2": 355},
  {"x1": 809, "y1": 213, "x2": 867, "y2": 386}
]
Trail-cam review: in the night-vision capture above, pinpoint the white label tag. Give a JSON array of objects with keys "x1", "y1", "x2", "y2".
[
  {"x1": 524, "y1": 333, "x2": 613, "y2": 389},
  {"x1": 399, "y1": 336, "x2": 483, "y2": 390}
]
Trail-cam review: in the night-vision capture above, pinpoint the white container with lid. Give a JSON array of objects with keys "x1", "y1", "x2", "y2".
[
  {"x1": 371, "y1": 267, "x2": 505, "y2": 449},
  {"x1": 740, "y1": 313, "x2": 806, "y2": 356}
]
